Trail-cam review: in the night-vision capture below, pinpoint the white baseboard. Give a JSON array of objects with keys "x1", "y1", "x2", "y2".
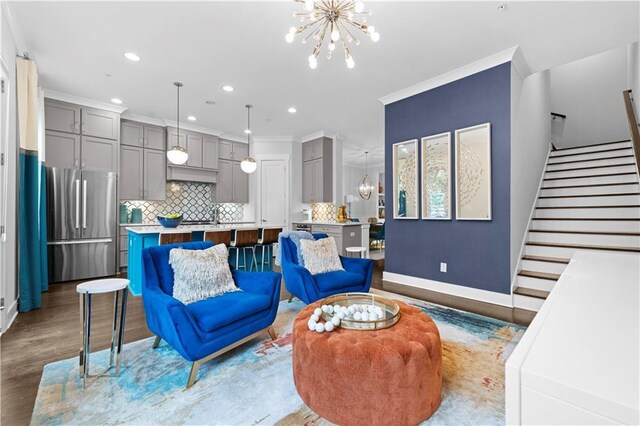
[
  {"x1": 1, "y1": 298, "x2": 18, "y2": 335},
  {"x1": 383, "y1": 271, "x2": 513, "y2": 308}
]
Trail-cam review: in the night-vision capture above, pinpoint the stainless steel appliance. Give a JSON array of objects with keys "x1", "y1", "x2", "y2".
[
  {"x1": 294, "y1": 223, "x2": 312, "y2": 232},
  {"x1": 46, "y1": 167, "x2": 117, "y2": 282}
]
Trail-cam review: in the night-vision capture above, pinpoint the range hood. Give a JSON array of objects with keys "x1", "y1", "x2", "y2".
[{"x1": 166, "y1": 166, "x2": 217, "y2": 184}]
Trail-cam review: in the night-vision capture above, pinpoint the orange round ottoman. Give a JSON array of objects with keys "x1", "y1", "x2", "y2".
[{"x1": 292, "y1": 299, "x2": 442, "y2": 426}]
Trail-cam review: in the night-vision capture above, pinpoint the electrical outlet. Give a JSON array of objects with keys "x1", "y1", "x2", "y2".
[
  {"x1": 440, "y1": 262, "x2": 447, "y2": 273},
  {"x1": 350, "y1": 232, "x2": 355, "y2": 237}
]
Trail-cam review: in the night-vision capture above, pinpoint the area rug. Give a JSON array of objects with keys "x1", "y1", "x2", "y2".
[{"x1": 31, "y1": 295, "x2": 525, "y2": 425}]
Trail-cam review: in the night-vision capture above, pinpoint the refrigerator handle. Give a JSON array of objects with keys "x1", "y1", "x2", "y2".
[
  {"x1": 75, "y1": 179, "x2": 80, "y2": 229},
  {"x1": 83, "y1": 180, "x2": 87, "y2": 229}
]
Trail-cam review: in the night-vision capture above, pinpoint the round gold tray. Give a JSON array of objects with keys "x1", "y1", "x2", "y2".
[{"x1": 319, "y1": 292, "x2": 400, "y2": 330}]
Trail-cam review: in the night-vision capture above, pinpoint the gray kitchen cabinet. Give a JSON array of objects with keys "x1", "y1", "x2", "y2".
[
  {"x1": 203, "y1": 136, "x2": 219, "y2": 169},
  {"x1": 219, "y1": 139, "x2": 248, "y2": 161},
  {"x1": 82, "y1": 136, "x2": 118, "y2": 172},
  {"x1": 217, "y1": 159, "x2": 233, "y2": 202},
  {"x1": 232, "y1": 161, "x2": 249, "y2": 203},
  {"x1": 144, "y1": 125, "x2": 165, "y2": 151},
  {"x1": 45, "y1": 100, "x2": 81, "y2": 134},
  {"x1": 121, "y1": 120, "x2": 144, "y2": 147},
  {"x1": 81, "y1": 107, "x2": 119, "y2": 140},
  {"x1": 302, "y1": 137, "x2": 333, "y2": 203},
  {"x1": 119, "y1": 146, "x2": 144, "y2": 200},
  {"x1": 144, "y1": 149, "x2": 166, "y2": 200},
  {"x1": 46, "y1": 130, "x2": 81, "y2": 168},
  {"x1": 233, "y1": 142, "x2": 249, "y2": 160},
  {"x1": 308, "y1": 224, "x2": 362, "y2": 257},
  {"x1": 167, "y1": 127, "x2": 187, "y2": 150},
  {"x1": 185, "y1": 133, "x2": 203, "y2": 168}
]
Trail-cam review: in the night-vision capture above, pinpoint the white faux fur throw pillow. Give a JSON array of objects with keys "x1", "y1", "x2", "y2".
[
  {"x1": 300, "y1": 237, "x2": 344, "y2": 275},
  {"x1": 169, "y1": 244, "x2": 239, "y2": 304}
]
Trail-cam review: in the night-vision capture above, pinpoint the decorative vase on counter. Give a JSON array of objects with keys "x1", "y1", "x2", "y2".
[
  {"x1": 336, "y1": 205, "x2": 348, "y2": 223},
  {"x1": 119, "y1": 204, "x2": 129, "y2": 224},
  {"x1": 130, "y1": 208, "x2": 143, "y2": 224}
]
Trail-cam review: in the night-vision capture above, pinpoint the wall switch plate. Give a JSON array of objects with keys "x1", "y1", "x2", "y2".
[
  {"x1": 440, "y1": 262, "x2": 447, "y2": 273},
  {"x1": 350, "y1": 232, "x2": 356, "y2": 237}
]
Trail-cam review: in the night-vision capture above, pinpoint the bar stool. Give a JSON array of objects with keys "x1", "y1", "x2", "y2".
[
  {"x1": 158, "y1": 232, "x2": 192, "y2": 245},
  {"x1": 77, "y1": 278, "x2": 129, "y2": 388},
  {"x1": 203, "y1": 229, "x2": 232, "y2": 247},
  {"x1": 346, "y1": 246, "x2": 367, "y2": 258},
  {"x1": 256, "y1": 227, "x2": 282, "y2": 272},
  {"x1": 230, "y1": 228, "x2": 259, "y2": 271}
]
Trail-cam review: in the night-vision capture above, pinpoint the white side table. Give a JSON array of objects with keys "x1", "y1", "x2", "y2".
[
  {"x1": 346, "y1": 246, "x2": 367, "y2": 259},
  {"x1": 76, "y1": 278, "x2": 129, "y2": 388}
]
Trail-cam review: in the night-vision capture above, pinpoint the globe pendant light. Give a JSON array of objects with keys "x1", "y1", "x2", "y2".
[
  {"x1": 167, "y1": 82, "x2": 188, "y2": 165},
  {"x1": 240, "y1": 104, "x2": 257, "y2": 174},
  {"x1": 358, "y1": 151, "x2": 374, "y2": 200}
]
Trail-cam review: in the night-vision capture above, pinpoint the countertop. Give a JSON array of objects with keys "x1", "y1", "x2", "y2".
[
  {"x1": 120, "y1": 221, "x2": 255, "y2": 227},
  {"x1": 292, "y1": 221, "x2": 368, "y2": 227},
  {"x1": 126, "y1": 223, "x2": 269, "y2": 234}
]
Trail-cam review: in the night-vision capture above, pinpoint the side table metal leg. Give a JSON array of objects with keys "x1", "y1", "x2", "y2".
[
  {"x1": 79, "y1": 294, "x2": 84, "y2": 375},
  {"x1": 82, "y1": 293, "x2": 92, "y2": 388},
  {"x1": 109, "y1": 290, "x2": 120, "y2": 368},
  {"x1": 115, "y1": 289, "x2": 128, "y2": 375}
]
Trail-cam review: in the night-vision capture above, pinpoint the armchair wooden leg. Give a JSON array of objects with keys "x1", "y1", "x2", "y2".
[
  {"x1": 187, "y1": 361, "x2": 200, "y2": 389},
  {"x1": 267, "y1": 326, "x2": 277, "y2": 340},
  {"x1": 152, "y1": 336, "x2": 161, "y2": 349},
  {"x1": 287, "y1": 295, "x2": 293, "y2": 303}
]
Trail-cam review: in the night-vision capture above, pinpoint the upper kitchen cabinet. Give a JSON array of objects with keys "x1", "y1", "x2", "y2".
[
  {"x1": 44, "y1": 100, "x2": 81, "y2": 134},
  {"x1": 185, "y1": 133, "x2": 203, "y2": 168},
  {"x1": 218, "y1": 140, "x2": 248, "y2": 161},
  {"x1": 81, "y1": 107, "x2": 119, "y2": 140},
  {"x1": 217, "y1": 159, "x2": 249, "y2": 203},
  {"x1": 122, "y1": 120, "x2": 165, "y2": 151},
  {"x1": 45, "y1": 130, "x2": 80, "y2": 168},
  {"x1": 302, "y1": 137, "x2": 333, "y2": 203},
  {"x1": 203, "y1": 136, "x2": 219, "y2": 169},
  {"x1": 166, "y1": 127, "x2": 219, "y2": 183},
  {"x1": 144, "y1": 125, "x2": 165, "y2": 151},
  {"x1": 82, "y1": 136, "x2": 118, "y2": 172}
]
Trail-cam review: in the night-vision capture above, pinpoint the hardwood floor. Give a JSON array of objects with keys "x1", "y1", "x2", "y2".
[{"x1": 0, "y1": 259, "x2": 530, "y2": 425}]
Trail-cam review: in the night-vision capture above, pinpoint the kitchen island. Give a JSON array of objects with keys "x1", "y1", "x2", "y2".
[
  {"x1": 292, "y1": 221, "x2": 370, "y2": 258},
  {"x1": 126, "y1": 223, "x2": 274, "y2": 295}
]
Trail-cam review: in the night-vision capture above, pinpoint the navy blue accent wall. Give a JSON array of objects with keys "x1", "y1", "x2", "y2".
[{"x1": 385, "y1": 62, "x2": 511, "y2": 294}]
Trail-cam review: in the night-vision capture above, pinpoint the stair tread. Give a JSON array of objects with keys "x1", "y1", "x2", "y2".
[
  {"x1": 541, "y1": 182, "x2": 639, "y2": 190},
  {"x1": 518, "y1": 270, "x2": 561, "y2": 281},
  {"x1": 546, "y1": 163, "x2": 636, "y2": 173},
  {"x1": 548, "y1": 154, "x2": 635, "y2": 166},
  {"x1": 551, "y1": 140, "x2": 631, "y2": 152},
  {"x1": 538, "y1": 192, "x2": 640, "y2": 199},
  {"x1": 529, "y1": 229, "x2": 640, "y2": 236},
  {"x1": 522, "y1": 255, "x2": 570, "y2": 264},
  {"x1": 514, "y1": 287, "x2": 550, "y2": 299},
  {"x1": 536, "y1": 204, "x2": 640, "y2": 209},
  {"x1": 543, "y1": 172, "x2": 638, "y2": 181},
  {"x1": 549, "y1": 146, "x2": 633, "y2": 159},
  {"x1": 527, "y1": 241, "x2": 640, "y2": 252}
]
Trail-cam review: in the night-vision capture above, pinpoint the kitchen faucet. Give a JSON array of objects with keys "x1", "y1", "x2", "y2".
[{"x1": 210, "y1": 204, "x2": 220, "y2": 225}]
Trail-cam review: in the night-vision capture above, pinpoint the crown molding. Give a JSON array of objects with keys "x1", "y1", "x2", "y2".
[
  {"x1": 1, "y1": 2, "x2": 29, "y2": 57},
  {"x1": 219, "y1": 133, "x2": 247, "y2": 143},
  {"x1": 121, "y1": 113, "x2": 166, "y2": 127},
  {"x1": 511, "y1": 46, "x2": 532, "y2": 81},
  {"x1": 44, "y1": 89, "x2": 128, "y2": 114},
  {"x1": 379, "y1": 46, "x2": 520, "y2": 106},
  {"x1": 300, "y1": 130, "x2": 334, "y2": 143},
  {"x1": 253, "y1": 135, "x2": 296, "y2": 143}
]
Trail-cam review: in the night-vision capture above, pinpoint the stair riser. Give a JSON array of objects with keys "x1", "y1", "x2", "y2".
[
  {"x1": 513, "y1": 294, "x2": 544, "y2": 312},
  {"x1": 517, "y1": 275, "x2": 556, "y2": 292},
  {"x1": 521, "y1": 259, "x2": 568, "y2": 275},
  {"x1": 549, "y1": 141, "x2": 631, "y2": 157},
  {"x1": 546, "y1": 157, "x2": 636, "y2": 171},
  {"x1": 534, "y1": 207, "x2": 640, "y2": 219},
  {"x1": 543, "y1": 174, "x2": 638, "y2": 188},
  {"x1": 544, "y1": 165, "x2": 637, "y2": 179},
  {"x1": 537, "y1": 194, "x2": 640, "y2": 207},
  {"x1": 525, "y1": 244, "x2": 637, "y2": 258},
  {"x1": 531, "y1": 219, "x2": 640, "y2": 233},
  {"x1": 528, "y1": 232, "x2": 640, "y2": 247},
  {"x1": 539, "y1": 184, "x2": 640, "y2": 197},
  {"x1": 547, "y1": 148, "x2": 634, "y2": 164}
]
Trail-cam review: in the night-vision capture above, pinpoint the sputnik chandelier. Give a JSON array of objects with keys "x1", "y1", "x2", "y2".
[{"x1": 286, "y1": 0, "x2": 380, "y2": 69}]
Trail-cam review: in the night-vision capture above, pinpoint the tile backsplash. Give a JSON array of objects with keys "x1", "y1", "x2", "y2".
[
  {"x1": 311, "y1": 202, "x2": 336, "y2": 222},
  {"x1": 121, "y1": 181, "x2": 244, "y2": 224}
]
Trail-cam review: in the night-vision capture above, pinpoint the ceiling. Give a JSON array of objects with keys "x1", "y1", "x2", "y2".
[{"x1": 8, "y1": 1, "x2": 639, "y2": 167}]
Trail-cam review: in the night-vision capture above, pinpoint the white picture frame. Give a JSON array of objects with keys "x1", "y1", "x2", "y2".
[
  {"x1": 455, "y1": 123, "x2": 492, "y2": 221},
  {"x1": 392, "y1": 139, "x2": 419, "y2": 219},
  {"x1": 421, "y1": 132, "x2": 452, "y2": 220}
]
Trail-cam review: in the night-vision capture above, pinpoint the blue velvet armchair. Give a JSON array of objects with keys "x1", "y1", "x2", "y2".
[
  {"x1": 280, "y1": 234, "x2": 373, "y2": 304},
  {"x1": 141, "y1": 241, "x2": 281, "y2": 388}
]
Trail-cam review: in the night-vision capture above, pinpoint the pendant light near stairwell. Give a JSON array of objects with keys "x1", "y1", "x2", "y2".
[
  {"x1": 167, "y1": 82, "x2": 188, "y2": 165},
  {"x1": 241, "y1": 104, "x2": 257, "y2": 174},
  {"x1": 358, "y1": 151, "x2": 374, "y2": 200}
]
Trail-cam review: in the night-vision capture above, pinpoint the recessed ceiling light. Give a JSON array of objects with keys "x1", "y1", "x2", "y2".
[
  {"x1": 111, "y1": 98, "x2": 123, "y2": 104},
  {"x1": 288, "y1": 107, "x2": 297, "y2": 114},
  {"x1": 187, "y1": 115, "x2": 196, "y2": 121},
  {"x1": 244, "y1": 129, "x2": 251, "y2": 134},
  {"x1": 205, "y1": 100, "x2": 216, "y2": 105},
  {"x1": 222, "y1": 85, "x2": 234, "y2": 92},
  {"x1": 497, "y1": 3, "x2": 507, "y2": 11},
  {"x1": 124, "y1": 52, "x2": 141, "y2": 62}
]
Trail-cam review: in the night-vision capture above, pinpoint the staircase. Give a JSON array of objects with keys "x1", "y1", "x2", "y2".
[{"x1": 514, "y1": 139, "x2": 640, "y2": 312}]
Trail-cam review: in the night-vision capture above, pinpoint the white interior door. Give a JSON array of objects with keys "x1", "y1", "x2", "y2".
[
  {"x1": 260, "y1": 159, "x2": 288, "y2": 228},
  {"x1": 0, "y1": 61, "x2": 9, "y2": 332}
]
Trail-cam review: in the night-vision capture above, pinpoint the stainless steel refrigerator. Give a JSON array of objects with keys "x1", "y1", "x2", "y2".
[{"x1": 46, "y1": 167, "x2": 117, "y2": 282}]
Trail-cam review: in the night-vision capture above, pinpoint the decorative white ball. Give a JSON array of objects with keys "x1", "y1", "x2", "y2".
[
  {"x1": 315, "y1": 322, "x2": 325, "y2": 333},
  {"x1": 325, "y1": 321, "x2": 334, "y2": 332},
  {"x1": 334, "y1": 304, "x2": 341, "y2": 312},
  {"x1": 311, "y1": 314, "x2": 320, "y2": 323},
  {"x1": 375, "y1": 307, "x2": 383, "y2": 316},
  {"x1": 331, "y1": 316, "x2": 341, "y2": 326},
  {"x1": 326, "y1": 305, "x2": 334, "y2": 314},
  {"x1": 314, "y1": 308, "x2": 322, "y2": 316},
  {"x1": 348, "y1": 306, "x2": 356, "y2": 314},
  {"x1": 354, "y1": 312, "x2": 362, "y2": 320},
  {"x1": 308, "y1": 319, "x2": 317, "y2": 330},
  {"x1": 367, "y1": 305, "x2": 375, "y2": 313},
  {"x1": 336, "y1": 311, "x2": 345, "y2": 320},
  {"x1": 361, "y1": 312, "x2": 370, "y2": 321}
]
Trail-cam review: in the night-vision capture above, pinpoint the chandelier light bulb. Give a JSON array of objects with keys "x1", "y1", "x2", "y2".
[
  {"x1": 289, "y1": 27, "x2": 297, "y2": 34},
  {"x1": 285, "y1": 33, "x2": 295, "y2": 43},
  {"x1": 244, "y1": 129, "x2": 251, "y2": 134},
  {"x1": 347, "y1": 11, "x2": 354, "y2": 20},
  {"x1": 328, "y1": 42, "x2": 336, "y2": 51},
  {"x1": 331, "y1": 30, "x2": 340, "y2": 42},
  {"x1": 371, "y1": 32, "x2": 380, "y2": 42},
  {"x1": 367, "y1": 25, "x2": 375, "y2": 34},
  {"x1": 308, "y1": 55, "x2": 318, "y2": 69},
  {"x1": 305, "y1": 0, "x2": 314, "y2": 11},
  {"x1": 354, "y1": 1, "x2": 365, "y2": 13},
  {"x1": 346, "y1": 55, "x2": 355, "y2": 69}
]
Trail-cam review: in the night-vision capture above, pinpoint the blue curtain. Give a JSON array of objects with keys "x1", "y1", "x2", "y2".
[{"x1": 17, "y1": 58, "x2": 48, "y2": 312}]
